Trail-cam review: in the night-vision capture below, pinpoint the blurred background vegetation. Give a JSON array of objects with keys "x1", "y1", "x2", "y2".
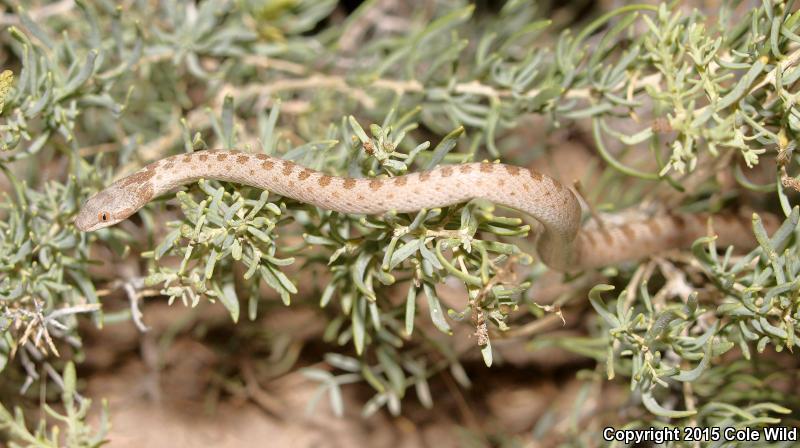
[{"x1": 0, "y1": 0, "x2": 799, "y2": 446}]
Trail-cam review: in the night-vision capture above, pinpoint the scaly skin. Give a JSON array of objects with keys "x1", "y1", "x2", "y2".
[{"x1": 75, "y1": 150, "x2": 772, "y2": 271}]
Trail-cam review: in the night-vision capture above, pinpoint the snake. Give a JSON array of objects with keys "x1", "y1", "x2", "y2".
[{"x1": 75, "y1": 149, "x2": 769, "y2": 271}]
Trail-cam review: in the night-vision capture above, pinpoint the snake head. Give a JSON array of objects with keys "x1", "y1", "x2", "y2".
[
  {"x1": 74, "y1": 189, "x2": 126, "y2": 231},
  {"x1": 75, "y1": 177, "x2": 153, "y2": 231}
]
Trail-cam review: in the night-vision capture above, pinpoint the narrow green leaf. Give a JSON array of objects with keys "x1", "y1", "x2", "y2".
[
  {"x1": 424, "y1": 126, "x2": 464, "y2": 170},
  {"x1": 405, "y1": 285, "x2": 416, "y2": 336},
  {"x1": 641, "y1": 391, "x2": 696, "y2": 418},
  {"x1": 588, "y1": 284, "x2": 620, "y2": 328},
  {"x1": 377, "y1": 348, "x2": 406, "y2": 397},
  {"x1": 352, "y1": 298, "x2": 366, "y2": 355},
  {"x1": 218, "y1": 283, "x2": 240, "y2": 323},
  {"x1": 480, "y1": 339, "x2": 493, "y2": 367},
  {"x1": 422, "y1": 283, "x2": 451, "y2": 334}
]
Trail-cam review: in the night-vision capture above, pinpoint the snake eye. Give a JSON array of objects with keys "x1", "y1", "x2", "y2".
[{"x1": 99, "y1": 212, "x2": 109, "y2": 222}]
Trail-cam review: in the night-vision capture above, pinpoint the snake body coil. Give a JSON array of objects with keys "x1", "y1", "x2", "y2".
[{"x1": 76, "y1": 150, "x2": 762, "y2": 271}]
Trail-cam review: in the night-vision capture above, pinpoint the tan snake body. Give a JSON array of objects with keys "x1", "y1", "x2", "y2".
[{"x1": 75, "y1": 150, "x2": 766, "y2": 271}]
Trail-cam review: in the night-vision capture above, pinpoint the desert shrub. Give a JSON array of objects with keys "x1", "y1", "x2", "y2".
[{"x1": 1, "y1": 0, "x2": 798, "y2": 445}]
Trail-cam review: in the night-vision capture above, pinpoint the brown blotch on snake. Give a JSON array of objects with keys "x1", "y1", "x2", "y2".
[
  {"x1": 138, "y1": 184, "x2": 155, "y2": 202},
  {"x1": 369, "y1": 179, "x2": 383, "y2": 191},
  {"x1": 621, "y1": 224, "x2": 636, "y2": 240},
  {"x1": 119, "y1": 168, "x2": 156, "y2": 187},
  {"x1": 237, "y1": 155, "x2": 249, "y2": 164},
  {"x1": 74, "y1": 150, "x2": 778, "y2": 272}
]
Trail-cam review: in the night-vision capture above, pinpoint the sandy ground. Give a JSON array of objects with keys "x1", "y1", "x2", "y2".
[{"x1": 80, "y1": 292, "x2": 622, "y2": 448}]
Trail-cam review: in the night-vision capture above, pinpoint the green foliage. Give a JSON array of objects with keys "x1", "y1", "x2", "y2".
[
  {"x1": 145, "y1": 182, "x2": 294, "y2": 320},
  {"x1": 147, "y1": 106, "x2": 533, "y2": 416},
  {"x1": 538, "y1": 207, "x2": 800, "y2": 433},
  {"x1": 694, "y1": 207, "x2": 800, "y2": 358},
  {"x1": 1, "y1": 2, "x2": 131, "y2": 156},
  {"x1": 0, "y1": 362, "x2": 109, "y2": 447},
  {"x1": 1, "y1": 0, "x2": 799, "y2": 443},
  {"x1": 0, "y1": 173, "x2": 100, "y2": 362}
]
